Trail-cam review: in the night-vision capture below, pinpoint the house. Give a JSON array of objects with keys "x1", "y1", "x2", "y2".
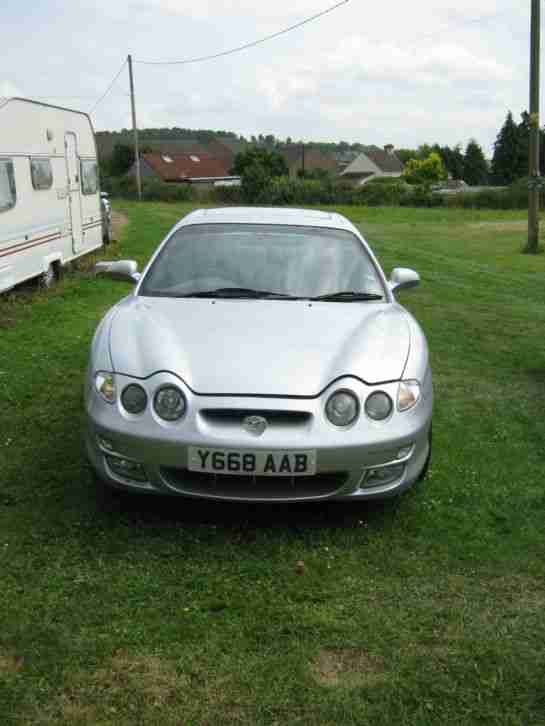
[
  {"x1": 95, "y1": 132, "x2": 208, "y2": 163},
  {"x1": 334, "y1": 149, "x2": 360, "y2": 172},
  {"x1": 279, "y1": 146, "x2": 338, "y2": 178},
  {"x1": 340, "y1": 145, "x2": 404, "y2": 185},
  {"x1": 129, "y1": 152, "x2": 240, "y2": 188}
]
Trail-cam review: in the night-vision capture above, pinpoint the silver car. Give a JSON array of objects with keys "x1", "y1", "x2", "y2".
[{"x1": 85, "y1": 207, "x2": 432, "y2": 502}]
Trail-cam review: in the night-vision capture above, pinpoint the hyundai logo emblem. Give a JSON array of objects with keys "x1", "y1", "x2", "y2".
[{"x1": 243, "y1": 415, "x2": 268, "y2": 436}]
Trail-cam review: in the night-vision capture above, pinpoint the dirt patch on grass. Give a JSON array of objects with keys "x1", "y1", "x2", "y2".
[
  {"x1": 34, "y1": 652, "x2": 245, "y2": 725},
  {"x1": 0, "y1": 650, "x2": 24, "y2": 673},
  {"x1": 311, "y1": 648, "x2": 385, "y2": 687},
  {"x1": 467, "y1": 221, "x2": 527, "y2": 231},
  {"x1": 0, "y1": 313, "x2": 17, "y2": 329},
  {"x1": 35, "y1": 652, "x2": 189, "y2": 724},
  {"x1": 111, "y1": 210, "x2": 129, "y2": 241},
  {"x1": 92, "y1": 651, "x2": 187, "y2": 706}
]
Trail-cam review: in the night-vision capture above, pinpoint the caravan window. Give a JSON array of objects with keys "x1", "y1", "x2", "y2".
[
  {"x1": 0, "y1": 159, "x2": 16, "y2": 213},
  {"x1": 81, "y1": 159, "x2": 98, "y2": 195},
  {"x1": 30, "y1": 158, "x2": 53, "y2": 190}
]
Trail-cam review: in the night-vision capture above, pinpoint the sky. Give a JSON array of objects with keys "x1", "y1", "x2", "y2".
[{"x1": 0, "y1": 0, "x2": 537, "y2": 154}]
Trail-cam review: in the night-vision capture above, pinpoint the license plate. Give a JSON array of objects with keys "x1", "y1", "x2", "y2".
[{"x1": 188, "y1": 447, "x2": 316, "y2": 477}]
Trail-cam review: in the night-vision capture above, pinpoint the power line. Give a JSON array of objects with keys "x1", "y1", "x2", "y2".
[
  {"x1": 23, "y1": 94, "x2": 127, "y2": 100},
  {"x1": 135, "y1": 0, "x2": 350, "y2": 65},
  {"x1": 89, "y1": 59, "x2": 128, "y2": 114},
  {"x1": 409, "y1": 10, "x2": 512, "y2": 45},
  {"x1": 25, "y1": 95, "x2": 100, "y2": 99}
]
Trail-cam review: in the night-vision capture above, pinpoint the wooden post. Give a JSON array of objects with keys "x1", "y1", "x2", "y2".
[{"x1": 128, "y1": 54, "x2": 142, "y2": 201}]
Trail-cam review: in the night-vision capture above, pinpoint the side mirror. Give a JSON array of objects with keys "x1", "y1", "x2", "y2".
[
  {"x1": 389, "y1": 267, "x2": 420, "y2": 293},
  {"x1": 94, "y1": 260, "x2": 140, "y2": 283}
]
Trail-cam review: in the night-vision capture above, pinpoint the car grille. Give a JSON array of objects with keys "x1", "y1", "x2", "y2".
[
  {"x1": 160, "y1": 468, "x2": 348, "y2": 500},
  {"x1": 199, "y1": 409, "x2": 311, "y2": 429}
]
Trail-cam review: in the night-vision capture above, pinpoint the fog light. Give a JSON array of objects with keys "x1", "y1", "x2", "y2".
[
  {"x1": 97, "y1": 435, "x2": 115, "y2": 452},
  {"x1": 106, "y1": 455, "x2": 148, "y2": 482},
  {"x1": 363, "y1": 463, "x2": 405, "y2": 488},
  {"x1": 396, "y1": 444, "x2": 413, "y2": 460}
]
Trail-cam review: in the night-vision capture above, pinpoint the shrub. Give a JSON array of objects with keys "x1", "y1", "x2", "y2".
[
  {"x1": 103, "y1": 176, "x2": 197, "y2": 202},
  {"x1": 104, "y1": 173, "x2": 541, "y2": 210},
  {"x1": 210, "y1": 185, "x2": 244, "y2": 204}
]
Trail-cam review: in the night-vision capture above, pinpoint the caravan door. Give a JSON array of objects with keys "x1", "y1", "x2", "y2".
[{"x1": 65, "y1": 132, "x2": 84, "y2": 254}]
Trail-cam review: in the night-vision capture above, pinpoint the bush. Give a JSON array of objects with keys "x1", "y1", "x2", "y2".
[
  {"x1": 104, "y1": 176, "x2": 197, "y2": 202},
  {"x1": 441, "y1": 180, "x2": 541, "y2": 210},
  {"x1": 104, "y1": 173, "x2": 541, "y2": 210},
  {"x1": 210, "y1": 185, "x2": 244, "y2": 204},
  {"x1": 364, "y1": 176, "x2": 408, "y2": 185}
]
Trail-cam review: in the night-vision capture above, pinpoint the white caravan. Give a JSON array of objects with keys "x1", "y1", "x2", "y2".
[{"x1": 0, "y1": 97, "x2": 104, "y2": 292}]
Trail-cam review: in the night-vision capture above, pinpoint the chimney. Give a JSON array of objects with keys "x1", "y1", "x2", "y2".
[{"x1": 384, "y1": 144, "x2": 395, "y2": 155}]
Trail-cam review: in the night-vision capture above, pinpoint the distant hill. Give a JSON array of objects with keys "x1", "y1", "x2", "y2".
[{"x1": 95, "y1": 127, "x2": 366, "y2": 163}]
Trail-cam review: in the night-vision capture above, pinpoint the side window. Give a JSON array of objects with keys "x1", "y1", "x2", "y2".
[
  {"x1": 81, "y1": 159, "x2": 98, "y2": 195},
  {"x1": 0, "y1": 158, "x2": 16, "y2": 213},
  {"x1": 30, "y1": 158, "x2": 53, "y2": 190}
]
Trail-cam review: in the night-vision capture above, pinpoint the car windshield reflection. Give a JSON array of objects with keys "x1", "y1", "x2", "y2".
[{"x1": 139, "y1": 223, "x2": 385, "y2": 300}]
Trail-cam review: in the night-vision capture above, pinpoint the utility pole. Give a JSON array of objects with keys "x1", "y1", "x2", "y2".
[
  {"x1": 525, "y1": 0, "x2": 540, "y2": 253},
  {"x1": 127, "y1": 54, "x2": 142, "y2": 201}
]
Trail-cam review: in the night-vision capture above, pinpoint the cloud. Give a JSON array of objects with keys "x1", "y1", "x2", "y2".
[
  {"x1": 0, "y1": 80, "x2": 24, "y2": 97},
  {"x1": 2, "y1": 0, "x2": 534, "y2": 154}
]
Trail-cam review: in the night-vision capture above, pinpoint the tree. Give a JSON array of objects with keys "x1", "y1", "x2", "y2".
[
  {"x1": 396, "y1": 148, "x2": 419, "y2": 165},
  {"x1": 491, "y1": 111, "x2": 522, "y2": 184},
  {"x1": 434, "y1": 144, "x2": 465, "y2": 180},
  {"x1": 240, "y1": 163, "x2": 271, "y2": 203},
  {"x1": 108, "y1": 143, "x2": 134, "y2": 176},
  {"x1": 402, "y1": 152, "x2": 447, "y2": 185},
  {"x1": 231, "y1": 148, "x2": 288, "y2": 178},
  {"x1": 463, "y1": 139, "x2": 489, "y2": 186}
]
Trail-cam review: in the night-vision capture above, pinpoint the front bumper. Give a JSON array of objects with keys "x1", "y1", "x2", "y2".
[{"x1": 85, "y1": 372, "x2": 433, "y2": 502}]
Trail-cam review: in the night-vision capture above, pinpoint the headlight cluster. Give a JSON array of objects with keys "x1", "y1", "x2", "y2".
[
  {"x1": 154, "y1": 386, "x2": 186, "y2": 421},
  {"x1": 325, "y1": 391, "x2": 359, "y2": 427},
  {"x1": 95, "y1": 372, "x2": 116, "y2": 403},
  {"x1": 94, "y1": 373, "x2": 186, "y2": 421},
  {"x1": 121, "y1": 384, "x2": 148, "y2": 414},
  {"x1": 325, "y1": 380, "x2": 421, "y2": 427},
  {"x1": 397, "y1": 380, "x2": 421, "y2": 412}
]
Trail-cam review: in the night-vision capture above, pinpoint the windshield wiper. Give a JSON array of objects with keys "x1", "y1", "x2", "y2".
[
  {"x1": 177, "y1": 287, "x2": 301, "y2": 300},
  {"x1": 309, "y1": 290, "x2": 383, "y2": 302}
]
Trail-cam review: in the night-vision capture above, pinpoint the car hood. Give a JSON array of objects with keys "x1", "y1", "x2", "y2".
[{"x1": 108, "y1": 296, "x2": 410, "y2": 396}]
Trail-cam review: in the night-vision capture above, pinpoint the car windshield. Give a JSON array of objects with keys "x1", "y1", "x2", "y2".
[{"x1": 139, "y1": 223, "x2": 385, "y2": 300}]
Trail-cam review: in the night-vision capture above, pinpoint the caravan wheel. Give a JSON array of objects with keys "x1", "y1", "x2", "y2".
[
  {"x1": 39, "y1": 262, "x2": 60, "y2": 289},
  {"x1": 103, "y1": 218, "x2": 113, "y2": 246}
]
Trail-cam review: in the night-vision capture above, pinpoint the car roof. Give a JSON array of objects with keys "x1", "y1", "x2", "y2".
[{"x1": 173, "y1": 207, "x2": 359, "y2": 235}]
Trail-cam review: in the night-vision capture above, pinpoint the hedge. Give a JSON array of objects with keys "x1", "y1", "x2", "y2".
[{"x1": 102, "y1": 174, "x2": 541, "y2": 210}]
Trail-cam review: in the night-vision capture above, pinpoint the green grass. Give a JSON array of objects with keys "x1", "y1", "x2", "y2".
[{"x1": 1, "y1": 203, "x2": 544, "y2": 725}]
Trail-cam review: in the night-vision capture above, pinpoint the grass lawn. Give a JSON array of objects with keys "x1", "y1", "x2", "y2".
[{"x1": 1, "y1": 202, "x2": 544, "y2": 725}]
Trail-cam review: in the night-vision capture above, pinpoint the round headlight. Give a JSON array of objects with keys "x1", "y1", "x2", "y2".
[
  {"x1": 95, "y1": 372, "x2": 115, "y2": 403},
  {"x1": 365, "y1": 391, "x2": 393, "y2": 421},
  {"x1": 154, "y1": 386, "x2": 186, "y2": 421},
  {"x1": 397, "y1": 380, "x2": 421, "y2": 412},
  {"x1": 121, "y1": 384, "x2": 148, "y2": 414},
  {"x1": 325, "y1": 390, "x2": 359, "y2": 427}
]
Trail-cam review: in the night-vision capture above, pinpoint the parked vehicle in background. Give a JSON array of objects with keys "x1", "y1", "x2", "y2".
[
  {"x1": 101, "y1": 192, "x2": 112, "y2": 245},
  {"x1": 86, "y1": 207, "x2": 433, "y2": 503},
  {"x1": 0, "y1": 97, "x2": 104, "y2": 292}
]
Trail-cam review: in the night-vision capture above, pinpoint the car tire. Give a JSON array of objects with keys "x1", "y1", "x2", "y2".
[{"x1": 417, "y1": 424, "x2": 432, "y2": 482}]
